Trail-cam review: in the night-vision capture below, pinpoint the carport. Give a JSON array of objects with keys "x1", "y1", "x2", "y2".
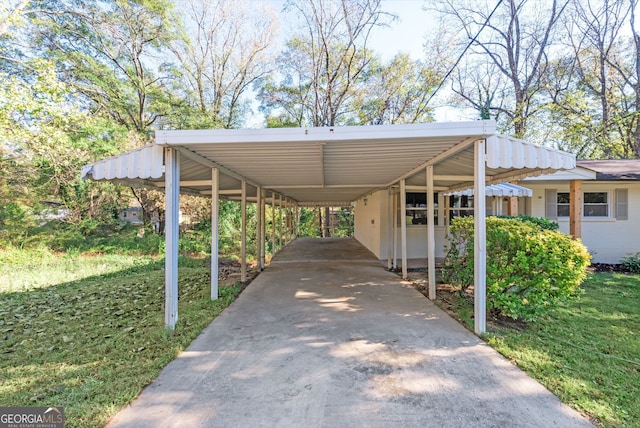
[{"x1": 82, "y1": 120, "x2": 575, "y2": 334}]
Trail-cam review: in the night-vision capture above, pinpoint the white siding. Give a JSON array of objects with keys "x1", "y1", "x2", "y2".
[
  {"x1": 526, "y1": 182, "x2": 640, "y2": 263},
  {"x1": 354, "y1": 192, "x2": 384, "y2": 257},
  {"x1": 355, "y1": 190, "x2": 447, "y2": 260}
]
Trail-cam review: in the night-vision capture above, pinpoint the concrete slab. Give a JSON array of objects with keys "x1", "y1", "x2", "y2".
[{"x1": 107, "y1": 238, "x2": 593, "y2": 428}]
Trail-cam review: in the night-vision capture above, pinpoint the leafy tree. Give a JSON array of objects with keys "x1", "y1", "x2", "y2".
[
  {"x1": 33, "y1": 0, "x2": 179, "y2": 133},
  {"x1": 353, "y1": 53, "x2": 441, "y2": 125},
  {"x1": 168, "y1": 0, "x2": 279, "y2": 129},
  {"x1": 433, "y1": 0, "x2": 570, "y2": 139},
  {"x1": 259, "y1": 0, "x2": 395, "y2": 127}
]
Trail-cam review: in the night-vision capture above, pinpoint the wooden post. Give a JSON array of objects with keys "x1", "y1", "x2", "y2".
[
  {"x1": 164, "y1": 148, "x2": 180, "y2": 330},
  {"x1": 570, "y1": 180, "x2": 582, "y2": 239},
  {"x1": 508, "y1": 181, "x2": 519, "y2": 216},
  {"x1": 211, "y1": 168, "x2": 219, "y2": 300}
]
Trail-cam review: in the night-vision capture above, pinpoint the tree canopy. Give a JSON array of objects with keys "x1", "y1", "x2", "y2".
[{"x1": 1, "y1": 0, "x2": 638, "y2": 233}]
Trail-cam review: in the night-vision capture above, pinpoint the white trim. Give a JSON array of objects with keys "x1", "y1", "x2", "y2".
[
  {"x1": 400, "y1": 179, "x2": 407, "y2": 279},
  {"x1": 474, "y1": 140, "x2": 487, "y2": 335},
  {"x1": 211, "y1": 168, "x2": 219, "y2": 301},
  {"x1": 426, "y1": 166, "x2": 436, "y2": 299},
  {"x1": 164, "y1": 148, "x2": 180, "y2": 330}
]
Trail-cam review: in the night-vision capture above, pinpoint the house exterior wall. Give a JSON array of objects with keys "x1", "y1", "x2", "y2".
[
  {"x1": 354, "y1": 191, "x2": 384, "y2": 257},
  {"x1": 524, "y1": 181, "x2": 640, "y2": 264},
  {"x1": 354, "y1": 190, "x2": 447, "y2": 261}
]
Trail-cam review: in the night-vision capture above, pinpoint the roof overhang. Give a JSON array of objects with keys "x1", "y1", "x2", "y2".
[
  {"x1": 521, "y1": 166, "x2": 597, "y2": 182},
  {"x1": 81, "y1": 121, "x2": 576, "y2": 206}
]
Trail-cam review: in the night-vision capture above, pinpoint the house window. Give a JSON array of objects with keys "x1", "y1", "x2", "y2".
[
  {"x1": 403, "y1": 192, "x2": 438, "y2": 225},
  {"x1": 584, "y1": 192, "x2": 608, "y2": 217},
  {"x1": 545, "y1": 189, "x2": 611, "y2": 219},
  {"x1": 449, "y1": 195, "x2": 474, "y2": 221},
  {"x1": 557, "y1": 192, "x2": 570, "y2": 217}
]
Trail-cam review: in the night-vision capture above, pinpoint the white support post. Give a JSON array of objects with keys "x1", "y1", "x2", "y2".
[
  {"x1": 426, "y1": 166, "x2": 436, "y2": 299},
  {"x1": 241, "y1": 180, "x2": 247, "y2": 283},
  {"x1": 400, "y1": 179, "x2": 408, "y2": 279},
  {"x1": 260, "y1": 188, "x2": 266, "y2": 270},
  {"x1": 271, "y1": 193, "x2": 276, "y2": 254},
  {"x1": 392, "y1": 192, "x2": 398, "y2": 270},
  {"x1": 256, "y1": 186, "x2": 262, "y2": 272},
  {"x1": 387, "y1": 189, "x2": 393, "y2": 270},
  {"x1": 164, "y1": 148, "x2": 180, "y2": 330},
  {"x1": 474, "y1": 139, "x2": 487, "y2": 335},
  {"x1": 278, "y1": 195, "x2": 283, "y2": 248},
  {"x1": 211, "y1": 168, "x2": 219, "y2": 301}
]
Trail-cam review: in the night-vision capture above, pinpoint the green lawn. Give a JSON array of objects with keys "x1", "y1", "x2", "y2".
[
  {"x1": 0, "y1": 251, "x2": 242, "y2": 427},
  {"x1": 446, "y1": 272, "x2": 639, "y2": 427}
]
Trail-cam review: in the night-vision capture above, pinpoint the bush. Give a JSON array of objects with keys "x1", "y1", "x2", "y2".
[
  {"x1": 496, "y1": 215, "x2": 559, "y2": 231},
  {"x1": 621, "y1": 252, "x2": 640, "y2": 273},
  {"x1": 442, "y1": 216, "x2": 591, "y2": 321}
]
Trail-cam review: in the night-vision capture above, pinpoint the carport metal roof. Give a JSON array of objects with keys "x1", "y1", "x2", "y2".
[
  {"x1": 81, "y1": 120, "x2": 576, "y2": 335},
  {"x1": 82, "y1": 121, "x2": 573, "y2": 206}
]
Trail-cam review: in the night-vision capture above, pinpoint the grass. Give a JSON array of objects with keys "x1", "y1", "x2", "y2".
[
  {"x1": 437, "y1": 272, "x2": 640, "y2": 427},
  {"x1": 0, "y1": 252, "x2": 242, "y2": 427}
]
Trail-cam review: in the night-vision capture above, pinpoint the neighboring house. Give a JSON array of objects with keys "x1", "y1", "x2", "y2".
[
  {"x1": 354, "y1": 159, "x2": 640, "y2": 265},
  {"x1": 119, "y1": 206, "x2": 144, "y2": 225}
]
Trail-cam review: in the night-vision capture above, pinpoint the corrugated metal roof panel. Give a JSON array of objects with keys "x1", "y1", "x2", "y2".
[
  {"x1": 486, "y1": 135, "x2": 575, "y2": 170},
  {"x1": 445, "y1": 183, "x2": 533, "y2": 197},
  {"x1": 81, "y1": 122, "x2": 576, "y2": 205},
  {"x1": 82, "y1": 145, "x2": 164, "y2": 180}
]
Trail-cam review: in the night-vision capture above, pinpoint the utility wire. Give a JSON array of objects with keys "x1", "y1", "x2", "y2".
[{"x1": 425, "y1": 0, "x2": 505, "y2": 107}]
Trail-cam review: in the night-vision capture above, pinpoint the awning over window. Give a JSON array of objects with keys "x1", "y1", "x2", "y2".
[{"x1": 445, "y1": 182, "x2": 533, "y2": 198}]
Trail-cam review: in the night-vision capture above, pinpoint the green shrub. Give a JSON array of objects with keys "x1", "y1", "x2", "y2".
[
  {"x1": 621, "y1": 252, "x2": 640, "y2": 273},
  {"x1": 442, "y1": 216, "x2": 591, "y2": 321},
  {"x1": 496, "y1": 214, "x2": 559, "y2": 230}
]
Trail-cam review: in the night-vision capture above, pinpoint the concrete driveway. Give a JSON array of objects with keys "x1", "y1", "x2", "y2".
[{"x1": 107, "y1": 238, "x2": 592, "y2": 428}]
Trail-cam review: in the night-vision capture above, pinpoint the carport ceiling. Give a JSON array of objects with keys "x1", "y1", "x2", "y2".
[{"x1": 83, "y1": 121, "x2": 574, "y2": 205}]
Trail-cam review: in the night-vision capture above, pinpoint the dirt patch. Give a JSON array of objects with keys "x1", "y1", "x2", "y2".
[{"x1": 217, "y1": 258, "x2": 261, "y2": 288}]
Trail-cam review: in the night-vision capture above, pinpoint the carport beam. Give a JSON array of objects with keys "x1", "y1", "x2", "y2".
[
  {"x1": 474, "y1": 139, "x2": 487, "y2": 335},
  {"x1": 164, "y1": 148, "x2": 180, "y2": 330},
  {"x1": 400, "y1": 179, "x2": 408, "y2": 279},
  {"x1": 211, "y1": 168, "x2": 219, "y2": 301}
]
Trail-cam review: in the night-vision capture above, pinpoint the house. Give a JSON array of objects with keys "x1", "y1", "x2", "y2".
[
  {"x1": 119, "y1": 206, "x2": 144, "y2": 225},
  {"x1": 352, "y1": 159, "x2": 640, "y2": 267},
  {"x1": 520, "y1": 159, "x2": 640, "y2": 264},
  {"x1": 81, "y1": 120, "x2": 576, "y2": 333}
]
